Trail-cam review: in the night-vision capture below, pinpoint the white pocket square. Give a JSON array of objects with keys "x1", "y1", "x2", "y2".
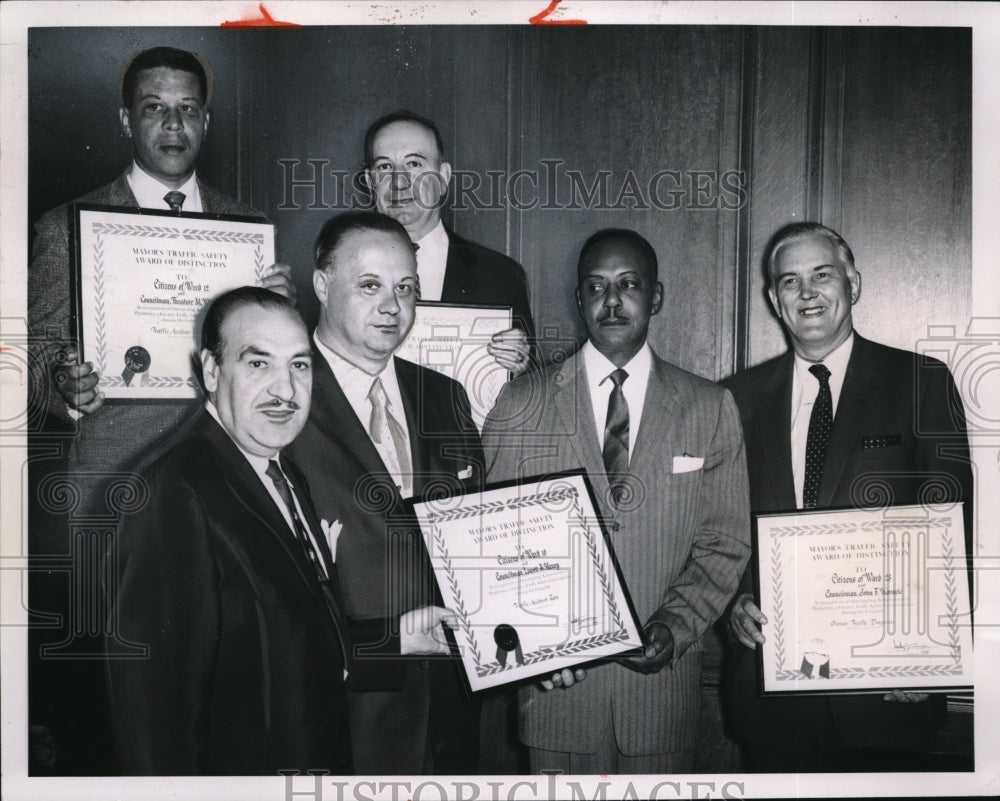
[
  {"x1": 672, "y1": 455, "x2": 704, "y2": 473},
  {"x1": 457, "y1": 465, "x2": 474, "y2": 480},
  {"x1": 320, "y1": 518, "x2": 343, "y2": 562}
]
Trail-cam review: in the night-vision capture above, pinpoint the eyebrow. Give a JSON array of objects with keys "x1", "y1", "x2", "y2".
[{"x1": 237, "y1": 345, "x2": 272, "y2": 360}]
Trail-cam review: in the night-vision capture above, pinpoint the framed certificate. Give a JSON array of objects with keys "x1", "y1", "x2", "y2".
[
  {"x1": 410, "y1": 470, "x2": 644, "y2": 691},
  {"x1": 754, "y1": 503, "x2": 973, "y2": 696},
  {"x1": 396, "y1": 302, "x2": 513, "y2": 430},
  {"x1": 74, "y1": 204, "x2": 276, "y2": 399}
]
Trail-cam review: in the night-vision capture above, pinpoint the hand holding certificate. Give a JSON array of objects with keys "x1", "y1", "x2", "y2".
[
  {"x1": 410, "y1": 470, "x2": 644, "y2": 691},
  {"x1": 754, "y1": 503, "x2": 973, "y2": 695}
]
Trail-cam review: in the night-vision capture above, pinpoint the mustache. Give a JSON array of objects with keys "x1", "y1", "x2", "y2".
[
  {"x1": 597, "y1": 311, "x2": 630, "y2": 323},
  {"x1": 256, "y1": 398, "x2": 300, "y2": 411}
]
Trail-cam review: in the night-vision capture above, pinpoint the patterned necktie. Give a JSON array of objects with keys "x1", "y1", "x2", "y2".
[
  {"x1": 602, "y1": 368, "x2": 630, "y2": 506},
  {"x1": 368, "y1": 377, "x2": 413, "y2": 497},
  {"x1": 163, "y1": 190, "x2": 186, "y2": 213},
  {"x1": 265, "y1": 458, "x2": 328, "y2": 582},
  {"x1": 803, "y1": 364, "x2": 833, "y2": 509}
]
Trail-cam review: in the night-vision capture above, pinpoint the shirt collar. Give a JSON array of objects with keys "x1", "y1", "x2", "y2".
[
  {"x1": 793, "y1": 331, "x2": 854, "y2": 384},
  {"x1": 126, "y1": 161, "x2": 202, "y2": 212},
  {"x1": 581, "y1": 339, "x2": 652, "y2": 388}
]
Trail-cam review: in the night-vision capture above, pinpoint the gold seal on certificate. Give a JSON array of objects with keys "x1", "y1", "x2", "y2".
[
  {"x1": 74, "y1": 204, "x2": 276, "y2": 400},
  {"x1": 410, "y1": 470, "x2": 644, "y2": 691},
  {"x1": 754, "y1": 503, "x2": 973, "y2": 695}
]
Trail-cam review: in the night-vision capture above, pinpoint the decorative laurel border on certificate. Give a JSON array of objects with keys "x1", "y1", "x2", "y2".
[
  {"x1": 769, "y1": 516, "x2": 964, "y2": 683},
  {"x1": 427, "y1": 485, "x2": 631, "y2": 678},
  {"x1": 87, "y1": 222, "x2": 266, "y2": 388}
]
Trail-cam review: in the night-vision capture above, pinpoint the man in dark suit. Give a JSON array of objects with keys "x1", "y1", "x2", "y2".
[
  {"x1": 482, "y1": 229, "x2": 751, "y2": 773},
  {"x1": 723, "y1": 222, "x2": 973, "y2": 772},
  {"x1": 105, "y1": 287, "x2": 352, "y2": 774},
  {"x1": 286, "y1": 212, "x2": 483, "y2": 774},
  {"x1": 363, "y1": 110, "x2": 535, "y2": 376}
]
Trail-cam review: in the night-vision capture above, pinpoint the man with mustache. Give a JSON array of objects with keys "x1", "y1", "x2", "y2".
[
  {"x1": 722, "y1": 223, "x2": 973, "y2": 771},
  {"x1": 105, "y1": 287, "x2": 352, "y2": 774},
  {"x1": 481, "y1": 229, "x2": 751, "y2": 773},
  {"x1": 286, "y1": 212, "x2": 483, "y2": 774}
]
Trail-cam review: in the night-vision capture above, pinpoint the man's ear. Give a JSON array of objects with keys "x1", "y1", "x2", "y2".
[
  {"x1": 438, "y1": 161, "x2": 453, "y2": 189},
  {"x1": 850, "y1": 270, "x2": 862, "y2": 304},
  {"x1": 201, "y1": 348, "x2": 219, "y2": 395},
  {"x1": 313, "y1": 269, "x2": 328, "y2": 308},
  {"x1": 650, "y1": 281, "x2": 664, "y2": 316},
  {"x1": 575, "y1": 285, "x2": 583, "y2": 319},
  {"x1": 119, "y1": 107, "x2": 132, "y2": 138},
  {"x1": 767, "y1": 287, "x2": 782, "y2": 320},
  {"x1": 202, "y1": 108, "x2": 211, "y2": 139}
]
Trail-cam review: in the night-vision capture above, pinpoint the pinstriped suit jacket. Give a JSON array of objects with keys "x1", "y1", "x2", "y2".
[
  {"x1": 482, "y1": 347, "x2": 750, "y2": 755},
  {"x1": 28, "y1": 172, "x2": 264, "y2": 507}
]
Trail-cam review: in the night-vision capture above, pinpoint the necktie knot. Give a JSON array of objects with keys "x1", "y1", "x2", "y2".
[
  {"x1": 164, "y1": 190, "x2": 186, "y2": 212},
  {"x1": 809, "y1": 363, "x2": 831, "y2": 384},
  {"x1": 608, "y1": 368, "x2": 628, "y2": 389}
]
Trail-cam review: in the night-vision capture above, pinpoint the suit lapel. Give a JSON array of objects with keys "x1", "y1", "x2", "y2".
[
  {"x1": 552, "y1": 352, "x2": 610, "y2": 501},
  {"x1": 440, "y1": 228, "x2": 480, "y2": 301},
  {"x1": 818, "y1": 335, "x2": 875, "y2": 507},
  {"x1": 629, "y1": 355, "x2": 681, "y2": 473},
  {"x1": 395, "y1": 357, "x2": 426, "y2": 477},
  {"x1": 757, "y1": 353, "x2": 797, "y2": 510}
]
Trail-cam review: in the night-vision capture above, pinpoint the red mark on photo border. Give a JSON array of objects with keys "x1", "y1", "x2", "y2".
[
  {"x1": 221, "y1": 3, "x2": 302, "y2": 28},
  {"x1": 529, "y1": 0, "x2": 587, "y2": 25}
]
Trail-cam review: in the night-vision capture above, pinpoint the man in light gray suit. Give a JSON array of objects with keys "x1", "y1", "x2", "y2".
[{"x1": 482, "y1": 229, "x2": 751, "y2": 773}]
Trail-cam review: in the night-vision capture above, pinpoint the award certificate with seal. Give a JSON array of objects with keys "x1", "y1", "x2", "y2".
[
  {"x1": 395, "y1": 302, "x2": 513, "y2": 431},
  {"x1": 754, "y1": 503, "x2": 973, "y2": 696},
  {"x1": 74, "y1": 204, "x2": 275, "y2": 399},
  {"x1": 410, "y1": 470, "x2": 644, "y2": 691}
]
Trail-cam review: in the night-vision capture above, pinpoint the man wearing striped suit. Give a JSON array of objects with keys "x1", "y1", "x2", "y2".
[{"x1": 482, "y1": 229, "x2": 751, "y2": 773}]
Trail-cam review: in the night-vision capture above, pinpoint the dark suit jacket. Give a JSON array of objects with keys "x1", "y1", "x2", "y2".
[
  {"x1": 28, "y1": 172, "x2": 263, "y2": 499},
  {"x1": 105, "y1": 410, "x2": 352, "y2": 775},
  {"x1": 483, "y1": 348, "x2": 751, "y2": 755},
  {"x1": 722, "y1": 334, "x2": 972, "y2": 752},
  {"x1": 442, "y1": 227, "x2": 535, "y2": 342},
  {"x1": 286, "y1": 353, "x2": 484, "y2": 771}
]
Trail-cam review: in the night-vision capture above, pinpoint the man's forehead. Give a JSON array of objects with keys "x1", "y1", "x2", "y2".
[
  {"x1": 335, "y1": 230, "x2": 416, "y2": 275},
  {"x1": 133, "y1": 67, "x2": 204, "y2": 98},
  {"x1": 773, "y1": 236, "x2": 842, "y2": 270},
  {"x1": 581, "y1": 241, "x2": 653, "y2": 278},
  {"x1": 372, "y1": 120, "x2": 439, "y2": 156},
  {"x1": 221, "y1": 305, "x2": 306, "y2": 349}
]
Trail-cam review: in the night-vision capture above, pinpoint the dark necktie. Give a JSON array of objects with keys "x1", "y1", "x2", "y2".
[
  {"x1": 802, "y1": 363, "x2": 833, "y2": 509},
  {"x1": 265, "y1": 458, "x2": 328, "y2": 582},
  {"x1": 602, "y1": 368, "x2": 630, "y2": 506},
  {"x1": 163, "y1": 190, "x2": 186, "y2": 213}
]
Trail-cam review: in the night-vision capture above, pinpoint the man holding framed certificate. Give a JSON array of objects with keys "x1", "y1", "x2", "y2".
[
  {"x1": 482, "y1": 229, "x2": 751, "y2": 774},
  {"x1": 722, "y1": 223, "x2": 974, "y2": 772}
]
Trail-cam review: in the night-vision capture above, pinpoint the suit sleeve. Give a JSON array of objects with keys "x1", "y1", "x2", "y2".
[
  {"x1": 105, "y1": 469, "x2": 221, "y2": 774},
  {"x1": 28, "y1": 206, "x2": 75, "y2": 423},
  {"x1": 646, "y1": 389, "x2": 752, "y2": 657}
]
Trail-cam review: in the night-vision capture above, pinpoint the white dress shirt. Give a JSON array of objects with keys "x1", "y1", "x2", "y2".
[
  {"x1": 313, "y1": 334, "x2": 414, "y2": 497},
  {"x1": 413, "y1": 220, "x2": 449, "y2": 301},
  {"x1": 581, "y1": 340, "x2": 652, "y2": 463},
  {"x1": 204, "y1": 401, "x2": 328, "y2": 577},
  {"x1": 790, "y1": 333, "x2": 854, "y2": 508},
  {"x1": 126, "y1": 161, "x2": 203, "y2": 212}
]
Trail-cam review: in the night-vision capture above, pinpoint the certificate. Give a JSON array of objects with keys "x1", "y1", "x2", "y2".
[
  {"x1": 755, "y1": 503, "x2": 973, "y2": 695},
  {"x1": 410, "y1": 470, "x2": 644, "y2": 691},
  {"x1": 74, "y1": 204, "x2": 275, "y2": 399},
  {"x1": 396, "y1": 302, "x2": 512, "y2": 430}
]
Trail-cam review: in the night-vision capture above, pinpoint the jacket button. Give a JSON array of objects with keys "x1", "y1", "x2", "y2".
[{"x1": 612, "y1": 522, "x2": 621, "y2": 532}]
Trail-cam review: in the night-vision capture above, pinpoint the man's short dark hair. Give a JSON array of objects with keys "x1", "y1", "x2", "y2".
[
  {"x1": 121, "y1": 46, "x2": 211, "y2": 107},
  {"x1": 201, "y1": 286, "x2": 298, "y2": 363},
  {"x1": 765, "y1": 222, "x2": 856, "y2": 286},
  {"x1": 577, "y1": 228, "x2": 659, "y2": 283},
  {"x1": 314, "y1": 211, "x2": 414, "y2": 273},
  {"x1": 363, "y1": 110, "x2": 445, "y2": 168}
]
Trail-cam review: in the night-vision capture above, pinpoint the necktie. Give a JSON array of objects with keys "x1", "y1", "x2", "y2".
[
  {"x1": 602, "y1": 368, "x2": 629, "y2": 506},
  {"x1": 163, "y1": 190, "x2": 186, "y2": 213},
  {"x1": 265, "y1": 458, "x2": 328, "y2": 582},
  {"x1": 802, "y1": 364, "x2": 833, "y2": 509},
  {"x1": 368, "y1": 377, "x2": 413, "y2": 497}
]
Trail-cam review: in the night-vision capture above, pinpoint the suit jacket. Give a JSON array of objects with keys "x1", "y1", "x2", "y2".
[
  {"x1": 482, "y1": 347, "x2": 751, "y2": 755},
  {"x1": 105, "y1": 410, "x2": 352, "y2": 775},
  {"x1": 286, "y1": 352, "x2": 484, "y2": 770},
  {"x1": 722, "y1": 334, "x2": 972, "y2": 751},
  {"x1": 442, "y1": 227, "x2": 535, "y2": 342},
  {"x1": 28, "y1": 172, "x2": 264, "y2": 501}
]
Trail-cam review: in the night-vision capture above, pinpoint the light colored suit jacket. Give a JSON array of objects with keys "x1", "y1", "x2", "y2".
[{"x1": 482, "y1": 347, "x2": 750, "y2": 755}]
